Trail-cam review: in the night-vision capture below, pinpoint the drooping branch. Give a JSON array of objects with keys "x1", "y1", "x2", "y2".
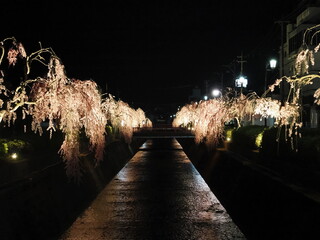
[
  {"x1": 28, "y1": 57, "x2": 108, "y2": 179},
  {"x1": 26, "y1": 45, "x2": 56, "y2": 75},
  {"x1": 0, "y1": 41, "x2": 51, "y2": 125},
  {"x1": 0, "y1": 37, "x2": 153, "y2": 180},
  {"x1": 0, "y1": 37, "x2": 17, "y2": 65},
  {"x1": 302, "y1": 24, "x2": 320, "y2": 46}
]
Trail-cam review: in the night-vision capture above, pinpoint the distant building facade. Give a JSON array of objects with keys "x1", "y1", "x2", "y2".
[
  {"x1": 283, "y1": 1, "x2": 320, "y2": 127},
  {"x1": 188, "y1": 86, "x2": 202, "y2": 102}
]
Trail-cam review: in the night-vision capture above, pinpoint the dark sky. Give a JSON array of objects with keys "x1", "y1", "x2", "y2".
[{"x1": 1, "y1": 0, "x2": 305, "y2": 111}]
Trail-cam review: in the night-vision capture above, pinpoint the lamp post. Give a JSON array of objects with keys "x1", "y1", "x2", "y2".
[
  {"x1": 264, "y1": 58, "x2": 277, "y2": 92},
  {"x1": 264, "y1": 59, "x2": 277, "y2": 127}
]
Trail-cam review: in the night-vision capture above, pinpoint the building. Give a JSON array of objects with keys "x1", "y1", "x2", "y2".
[
  {"x1": 283, "y1": 0, "x2": 320, "y2": 127},
  {"x1": 188, "y1": 86, "x2": 202, "y2": 102}
]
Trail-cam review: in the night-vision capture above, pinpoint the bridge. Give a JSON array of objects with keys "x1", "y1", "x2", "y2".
[{"x1": 133, "y1": 125, "x2": 195, "y2": 138}]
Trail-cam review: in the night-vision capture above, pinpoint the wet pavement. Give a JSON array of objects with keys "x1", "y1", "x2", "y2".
[{"x1": 60, "y1": 138, "x2": 245, "y2": 240}]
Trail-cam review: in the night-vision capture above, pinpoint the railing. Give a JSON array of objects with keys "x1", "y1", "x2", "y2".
[
  {"x1": 133, "y1": 126, "x2": 194, "y2": 138},
  {"x1": 133, "y1": 127, "x2": 186, "y2": 132}
]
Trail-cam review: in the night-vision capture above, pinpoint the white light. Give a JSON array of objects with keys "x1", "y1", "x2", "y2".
[
  {"x1": 11, "y1": 153, "x2": 18, "y2": 159},
  {"x1": 235, "y1": 76, "x2": 248, "y2": 88},
  {"x1": 204, "y1": 95, "x2": 208, "y2": 100},
  {"x1": 212, "y1": 89, "x2": 221, "y2": 97},
  {"x1": 269, "y1": 59, "x2": 277, "y2": 69}
]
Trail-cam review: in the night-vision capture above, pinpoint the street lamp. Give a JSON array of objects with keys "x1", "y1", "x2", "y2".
[
  {"x1": 235, "y1": 76, "x2": 248, "y2": 88},
  {"x1": 212, "y1": 89, "x2": 221, "y2": 98},
  {"x1": 264, "y1": 59, "x2": 277, "y2": 92},
  {"x1": 263, "y1": 58, "x2": 277, "y2": 127},
  {"x1": 269, "y1": 59, "x2": 277, "y2": 69}
]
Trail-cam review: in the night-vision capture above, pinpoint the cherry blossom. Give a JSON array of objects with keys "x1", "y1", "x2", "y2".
[
  {"x1": 29, "y1": 57, "x2": 107, "y2": 178},
  {"x1": 7, "y1": 47, "x2": 19, "y2": 66},
  {"x1": 0, "y1": 37, "x2": 151, "y2": 179}
]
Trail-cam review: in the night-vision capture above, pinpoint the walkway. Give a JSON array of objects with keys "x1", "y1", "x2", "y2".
[{"x1": 60, "y1": 138, "x2": 245, "y2": 240}]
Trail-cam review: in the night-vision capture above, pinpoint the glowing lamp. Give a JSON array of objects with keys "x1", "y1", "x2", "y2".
[
  {"x1": 11, "y1": 153, "x2": 18, "y2": 159},
  {"x1": 212, "y1": 89, "x2": 221, "y2": 97},
  {"x1": 269, "y1": 59, "x2": 277, "y2": 69},
  {"x1": 235, "y1": 76, "x2": 248, "y2": 88}
]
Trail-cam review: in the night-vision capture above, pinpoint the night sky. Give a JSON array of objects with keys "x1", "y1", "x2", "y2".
[{"x1": 1, "y1": 0, "x2": 304, "y2": 112}]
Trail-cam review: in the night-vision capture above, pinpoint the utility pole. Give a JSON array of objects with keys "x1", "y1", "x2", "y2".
[
  {"x1": 236, "y1": 53, "x2": 247, "y2": 94},
  {"x1": 275, "y1": 21, "x2": 289, "y2": 77},
  {"x1": 204, "y1": 79, "x2": 209, "y2": 96},
  {"x1": 237, "y1": 52, "x2": 247, "y2": 76}
]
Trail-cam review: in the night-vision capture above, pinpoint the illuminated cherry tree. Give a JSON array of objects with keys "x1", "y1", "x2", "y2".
[
  {"x1": 102, "y1": 95, "x2": 151, "y2": 144},
  {"x1": 173, "y1": 103, "x2": 198, "y2": 128},
  {"x1": 226, "y1": 92, "x2": 259, "y2": 127},
  {"x1": 28, "y1": 57, "x2": 107, "y2": 178},
  {"x1": 174, "y1": 25, "x2": 320, "y2": 150},
  {"x1": 0, "y1": 37, "x2": 151, "y2": 179},
  {"x1": 194, "y1": 99, "x2": 229, "y2": 147},
  {"x1": 174, "y1": 98, "x2": 232, "y2": 147},
  {"x1": 0, "y1": 37, "x2": 31, "y2": 124},
  {"x1": 173, "y1": 93, "x2": 260, "y2": 148}
]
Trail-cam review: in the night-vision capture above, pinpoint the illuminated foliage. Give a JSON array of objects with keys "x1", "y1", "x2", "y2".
[
  {"x1": 314, "y1": 88, "x2": 320, "y2": 105},
  {"x1": 101, "y1": 95, "x2": 151, "y2": 144},
  {"x1": 28, "y1": 57, "x2": 107, "y2": 178},
  {"x1": 225, "y1": 92, "x2": 258, "y2": 127},
  {"x1": 197, "y1": 99, "x2": 229, "y2": 147},
  {"x1": 174, "y1": 98, "x2": 230, "y2": 147},
  {"x1": 0, "y1": 37, "x2": 151, "y2": 179},
  {"x1": 174, "y1": 27, "x2": 320, "y2": 150},
  {"x1": 254, "y1": 98, "x2": 281, "y2": 119},
  {"x1": 295, "y1": 48, "x2": 314, "y2": 76}
]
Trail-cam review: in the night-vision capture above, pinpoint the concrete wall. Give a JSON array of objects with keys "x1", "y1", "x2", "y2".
[{"x1": 0, "y1": 139, "x2": 145, "y2": 240}]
